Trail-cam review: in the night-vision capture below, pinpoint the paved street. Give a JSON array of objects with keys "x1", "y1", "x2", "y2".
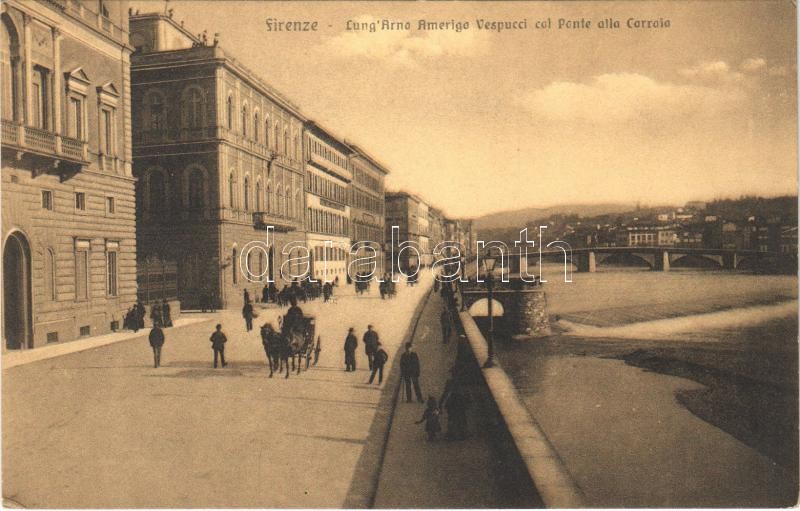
[{"x1": 3, "y1": 278, "x2": 430, "y2": 508}]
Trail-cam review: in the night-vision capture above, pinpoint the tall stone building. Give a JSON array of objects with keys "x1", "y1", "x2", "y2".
[
  {"x1": 385, "y1": 191, "x2": 421, "y2": 272},
  {"x1": 130, "y1": 12, "x2": 306, "y2": 309},
  {"x1": 303, "y1": 121, "x2": 351, "y2": 282},
  {"x1": 2, "y1": 0, "x2": 134, "y2": 349},
  {"x1": 348, "y1": 144, "x2": 388, "y2": 277}
]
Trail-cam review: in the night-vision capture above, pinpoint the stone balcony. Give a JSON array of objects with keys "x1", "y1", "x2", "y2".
[{"x1": 1, "y1": 119, "x2": 90, "y2": 178}]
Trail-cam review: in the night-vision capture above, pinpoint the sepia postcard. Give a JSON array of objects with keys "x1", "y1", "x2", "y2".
[{"x1": 1, "y1": 0, "x2": 797, "y2": 508}]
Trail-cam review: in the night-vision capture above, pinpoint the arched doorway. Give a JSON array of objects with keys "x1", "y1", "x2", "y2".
[{"x1": 4, "y1": 232, "x2": 32, "y2": 349}]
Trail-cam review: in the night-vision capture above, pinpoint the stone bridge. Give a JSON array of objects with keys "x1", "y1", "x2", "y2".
[
  {"x1": 504, "y1": 246, "x2": 776, "y2": 273},
  {"x1": 460, "y1": 277, "x2": 551, "y2": 338}
]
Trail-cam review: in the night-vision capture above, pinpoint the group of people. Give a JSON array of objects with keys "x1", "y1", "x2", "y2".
[
  {"x1": 248, "y1": 278, "x2": 339, "y2": 308},
  {"x1": 378, "y1": 274, "x2": 398, "y2": 300},
  {"x1": 343, "y1": 325, "x2": 389, "y2": 384},
  {"x1": 125, "y1": 300, "x2": 173, "y2": 333}
]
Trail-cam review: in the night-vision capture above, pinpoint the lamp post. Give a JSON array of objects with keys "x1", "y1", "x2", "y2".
[{"x1": 482, "y1": 250, "x2": 498, "y2": 368}]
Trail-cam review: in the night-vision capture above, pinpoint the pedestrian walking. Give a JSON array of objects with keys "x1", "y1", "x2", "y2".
[
  {"x1": 440, "y1": 307, "x2": 452, "y2": 343},
  {"x1": 415, "y1": 396, "x2": 442, "y2": 441},
  {"x1": 136, "y1": 301, "x2": 146, "y2": 330},
  {"x1": 443, "y1": 386, "x2": 471, "y2": 440},
  {"x1": 262, "y1": 284, "x2": 270, "y2": 304},
  {"x1": 363, "y1": 324, "x2": 379, "y2": 370},
  {"x1": 400, "y1": 342, "x2": 424, "y2": 403},
  {"x1": 161, "y1": 300, "x2": 173, "y2": 328},
  {"x1": 344, "y1": 327, "x2": 358, "y2": 372},
  {"x1": 242, "y1": 301, "x2": 254, "y2": 332},
  {"x1": 148, "y1": 325, "x2": 165, "y2": 368},
  {"x1": 244, "y1": 288, "x2": 251, "y2": 305},
  {"x1": 368, "y1": 341, "x2": 388, "y2": 384},
  {"x1": 210, "y1": 323, "x2": 228, "y2": 368}
]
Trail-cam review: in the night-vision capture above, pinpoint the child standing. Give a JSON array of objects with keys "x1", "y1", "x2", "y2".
[{"x1": 415, "y1": 396, "x2": 442, "y2": 441}]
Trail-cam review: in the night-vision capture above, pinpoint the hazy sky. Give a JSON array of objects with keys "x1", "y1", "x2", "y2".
[{"x1": 131, "y1": 1, "x2": 797, "y2": 218}]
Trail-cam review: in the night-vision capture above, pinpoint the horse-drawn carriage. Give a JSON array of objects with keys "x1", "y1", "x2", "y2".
[{"x1": 263, "y1": 309, "x2": 320, "y2": 379}]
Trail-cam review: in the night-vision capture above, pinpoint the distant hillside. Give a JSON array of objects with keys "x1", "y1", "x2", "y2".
[{"x1": 473, "y1": 203, "x2": 637, "y2": 231}]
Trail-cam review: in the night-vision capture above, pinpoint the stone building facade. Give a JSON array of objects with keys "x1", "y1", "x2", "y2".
[
  {"x1": 303, "y1": 121, "x2": 351, "y2": 283},
  {"x1": 1, "y1": 0, "x2": 135, "y2": 349},
  {"x1": 130, "y1": 12, "x2": 306, "y2": 309},
  {"x1": 348, "y1": 144, "x2": 387, "y2": 277}
]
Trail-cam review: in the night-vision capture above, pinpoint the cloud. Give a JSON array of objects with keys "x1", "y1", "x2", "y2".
[
  {"x1": 740, "y1": 57, "x2": 767, "y2": 72},
  {"x1": 519, "y1": 72, "x2": 745, "y2": 124},
  {"x1": 323, "y1": 16, "x2": 489, "y2": 67},
  {"x1": 679, "y1": 60, "x2": 744, "y2": 84}
]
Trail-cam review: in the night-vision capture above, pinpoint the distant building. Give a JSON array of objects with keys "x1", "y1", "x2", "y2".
[
  {"x1": 385, "y1": 191, "x2": 421, "y2": 272},
  {"x1": 677, "y1": 224, "x2": 704, "y2": 248},
  {"x1": 348, "y1": 144, "x2": 388, "y2": 276},
  {"x1": 130, "y1": 12, "x2": 306, "y2": 309},
  {"x1": 2, "y1": 1, "x2": 135, "y2": 349},
  {"x1": 615, "y1": 225, "x2": 675, "y2": 247},
  {"x1": 303, "y1": 121, "x2": 351, "y2": 283}
]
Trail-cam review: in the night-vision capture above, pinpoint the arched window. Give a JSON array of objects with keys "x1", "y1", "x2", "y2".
[
  {"x1": 266, "y1": 184, "x2": 272, "y2": 213},
  {"x1": 258, "y1": 251, "x2": 265, "y2": 281},
  {"x1": 1, "y1": 14, "x2": 21, "y2": 122},
  {"x1": 144, "y1": 90, "x2": 165, "y2": 131},
  {"x1": 287, "y1": 186, "x2": 293, "y2": 218},
  {"x1": 241, "y1": 104, "x2": 248, "y2": 136},
  {"x1": 149, "y1": 169, "x2": 166, "y2": 212},
  {"x1": 255, "y1": 181, "x2": 262, "y2": 211},
  {"x1": 295, "y1": 135, "x2": 301, "y2": 160},
  {"x1": 265, "y1": 116, "x2": 271, "y2": 147},
  {"x1": 274, "y1": 122, "x2": 281, "y2": 153},
  {"x1": 295, "y1": 190, "x2": 302, "y2": 219},
  {"x1": 45, "y1": 248, "x2": 56, "y2": 301},
  {"x1": 228, "y1": 173, "x2": 235, "y2": 208},
  {"x1": 284, "y1": 130, "x2": 290, "y2": 157},
  {"x1": 243, "y1": 177, "x2": 250, "y2": 211},
  {"x1": 232, "y1": 248, "x2": 238, "y2": 284},
  {"x1": 253, "y1": 112, "x2": 259, "y2": 141},
  {"x1": 182, "y1": 87, "x2": 204, "y2": 129},
  {"x1": 226, "y1": 94, "x2": 233, "y2": 129},
  {"x1": 188, "y1": 168, "x2": 205, "y2": 209},
  {"x1": 277, "y1": 185, "x2": 284, "y2": 216}
]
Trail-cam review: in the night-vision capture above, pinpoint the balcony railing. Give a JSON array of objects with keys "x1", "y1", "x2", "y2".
[{"x1": 1, "y1": 119, "x2": 89, "y2": 166}]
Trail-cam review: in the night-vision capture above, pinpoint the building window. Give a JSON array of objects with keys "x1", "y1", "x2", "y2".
[
  {"x1": 256, "y1": 181, "x2": 262, "y2": 211},
  {"x1": 100, "y1": 107, "x2": 114, "y2": 155},
  {"x1": 75, "y1": 240, "x2": 90, "y2": 301},
  {"x1": 75, "y1": 192, "x2": 86, "y2": 211},
  {"x1": 254, "y1": 112, "x2": 259, "y2": 141},
  {"x1": 274, "y1": 122, "x2": 280, "y2": 152},
  {"x1": 232, "y1": 248, "x2": 238, "y2": 284},
  {"x1": 226, "y1": 95, "x2": 233, "y2": 129},
  {"x1": 106, "y1": 241, "x2": 119, "y2": 296},
  {"x1": 45, "y1": 248, "x2": 56, "y2": 301},
  {"x1": 266, "y1": 184, "x2": 272, "y2": 212},
  {"x1": 31, "y1": 66, "x2": 49, "y2": 130},
  {"x1": 149, "y1": 170, "x2": 166, "y2": 212},
  {"x1": 228, "y1": 173, "x2": 235, "y2": 208},
  {"x1": 241, "y1": 105, "x2": 248, "y2": 136},
  {"x1": 145, "y1": 90, "x2": 165, "y2": 131},
  {"x1": 68, "y1": 96, "x2": 84, "y2": 139},
  {"x1": 265, "y1": 116, "x2": 271, "y2": 147},
  {"x1": 106, "y1": 196, "x2": 115, "y2": 214},
  {"x1": 42, "y1": 190, "x2": 53, "y2": 210},
  {"x1": 243, "y1": 177, "x2": 250, "y2": 211},
  {"x1": 182, "y1": 87, "x2": 204, "y2": 129}
]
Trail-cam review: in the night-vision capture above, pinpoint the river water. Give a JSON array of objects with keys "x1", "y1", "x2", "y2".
[{"x1": 493, "y1": 265, "x2": 798, "y2": 507}]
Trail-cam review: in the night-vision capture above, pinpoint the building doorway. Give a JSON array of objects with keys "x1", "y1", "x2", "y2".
[{"x1": 3, "y1": 232, "x2": 32, "y2": 349}]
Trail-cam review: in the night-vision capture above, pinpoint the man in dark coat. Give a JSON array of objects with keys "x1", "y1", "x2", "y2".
[
  {"x1": 243, "y1": 288, "x2": 250, "y2": 305},
  {"x1": 210, "y1": 323, "x2": 228, "y2": 368},
  {"x1": 148, "y1": 325, "x2": 165, "y2": 368},
  {"x1": 262, "y1": 284, "x2": 270, "y2": 304},
  {"x1": 363, "y1": 325, "x2": 379, "y2": 370},
  {"x1": 161, "y1": 300, "x2": 173, "y2": 328},
  {"x1": 242, "y1": 301, "x2": 254, "y2": 332},
  {"x1": 136, "y1": 302, "x2": 146, "y2": 330},
  {"x1": 399, "y1": 342, "x2": 423, "y2": 403},
  {"x1": 150, "y1": 302, "x2": 162, "y2": 328},
  {"x1": 368, "y1": 341, "x2": 388, "y2": 384},
  {"x1": 344, "y1": 327, "x2": 358, "y2": 372},
  {"x1": 440, "y1": 307, "x2": 452, "y2": 344}
]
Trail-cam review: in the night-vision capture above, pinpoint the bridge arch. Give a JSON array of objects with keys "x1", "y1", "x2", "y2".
[{"x1": 669, "y1": 253, "x2": 723, "y2": 269}]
